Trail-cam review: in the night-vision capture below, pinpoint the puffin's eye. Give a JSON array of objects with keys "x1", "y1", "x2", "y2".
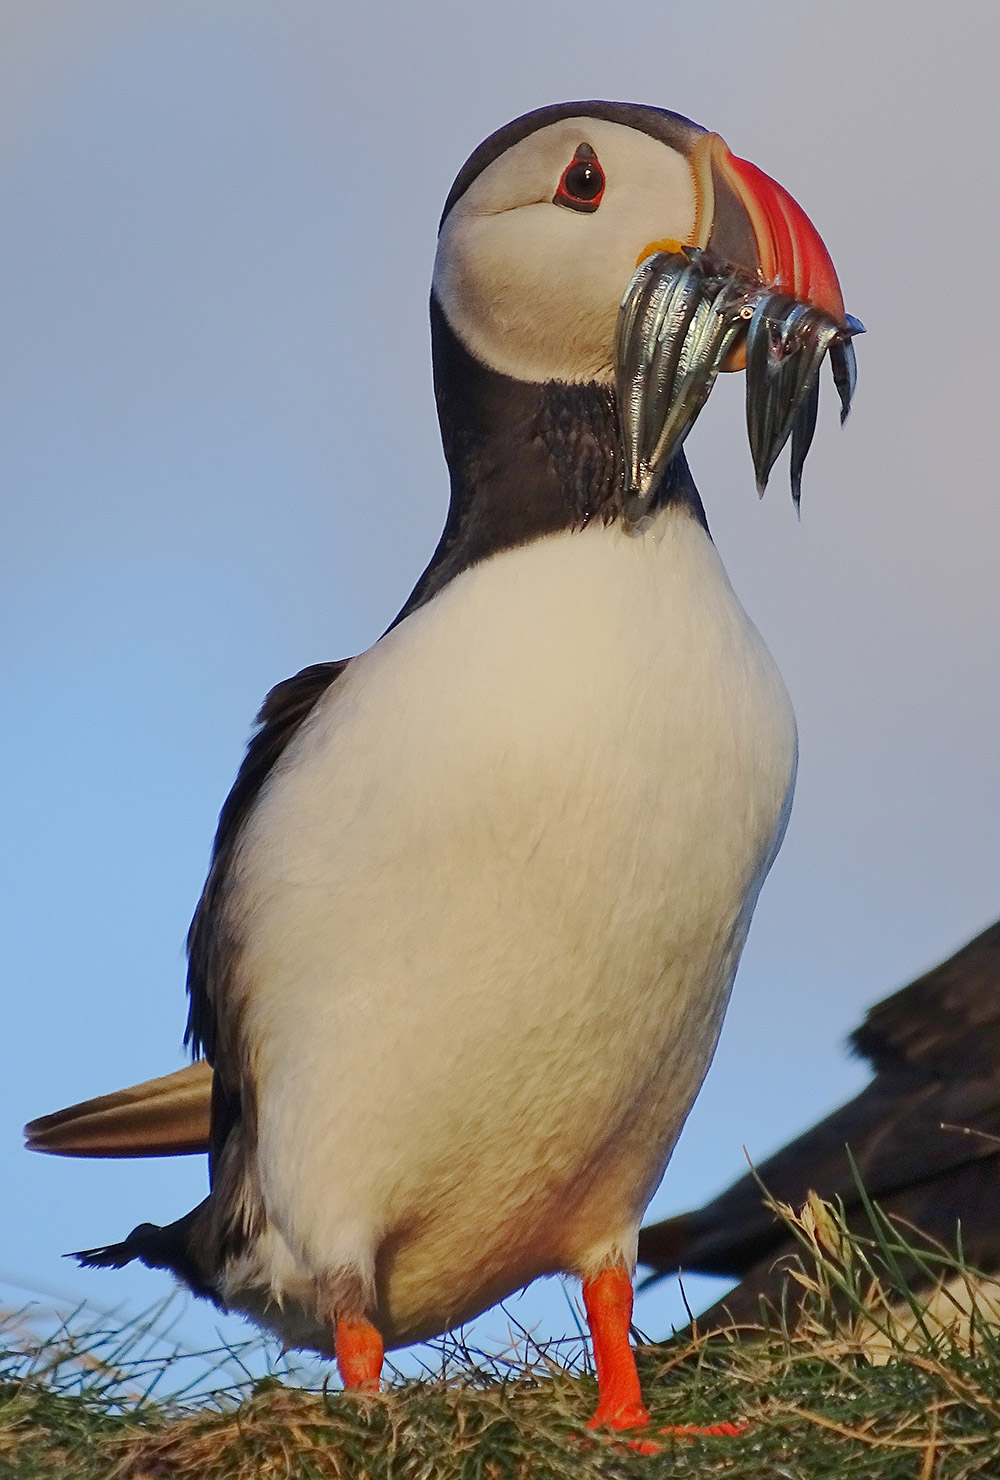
[{"x1": 553, "y1": 144, "x2": 605, "y2": 214}]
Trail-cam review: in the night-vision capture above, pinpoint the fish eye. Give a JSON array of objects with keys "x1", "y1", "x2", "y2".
[{"x1": 553, "y1": 144, "x2": 605, "y2": 214}]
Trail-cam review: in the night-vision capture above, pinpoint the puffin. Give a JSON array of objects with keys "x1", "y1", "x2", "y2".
[
  {"x1": 24, "y1": 101, "x2": 856, "y2": 1436},
  {"x1": 637, "y1": 918, "x2": 1000, "y2": 1338}
]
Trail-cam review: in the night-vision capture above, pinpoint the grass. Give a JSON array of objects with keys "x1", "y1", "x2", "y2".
[{"x1": 5, "y1": 1193, "x2": 1000, "y2": 1478}]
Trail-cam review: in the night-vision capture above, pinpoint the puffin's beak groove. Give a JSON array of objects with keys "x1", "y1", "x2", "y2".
[{"x1": 615, "y1": 137, "x2": 863, "y2": 521}]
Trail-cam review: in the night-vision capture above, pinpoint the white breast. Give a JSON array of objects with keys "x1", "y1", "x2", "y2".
[{"x1": 222, "y1": 506, "x2": 796, "y2": 1348}]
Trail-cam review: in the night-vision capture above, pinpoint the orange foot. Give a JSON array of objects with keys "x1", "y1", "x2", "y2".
[
  {"x1": 584, "y1": 1417, "x2": 749, "y2": 1457},
  {"x1": 581, "y1": 1265, "x2": 747, "y2": 1454},
  {"x1": 582, "y1": 1266, "x2": 657, "y2": 1451},
  {"x1": 659, "y1": 1421, "x2": 749, "y2": 1438},
  {"x1": 335, "y1": 1314, "x2": 384, "y2": 1392},
  {"x1": 586, "y1": 1400, "x2": 657, "y2": 1455},
  {"x1": 586, "y1": 1402, "x2": 651, "y2": 1431}
]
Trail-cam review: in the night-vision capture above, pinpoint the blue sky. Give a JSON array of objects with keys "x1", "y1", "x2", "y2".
[{"x1": 3, "y1": 0, "x2": 999, "y2": 1365}]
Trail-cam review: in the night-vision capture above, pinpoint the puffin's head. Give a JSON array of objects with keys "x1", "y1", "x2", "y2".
[
  {"x1": 432, "y1": 102, "x2": 858, "y2": 518},
  {"x1": 434, "y1": 102, "x2": 843, "y2": 384}
]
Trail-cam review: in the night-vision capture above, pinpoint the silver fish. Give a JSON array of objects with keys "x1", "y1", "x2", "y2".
[{"x1": 615, "y1": 248, "x2": 863, "y2": 521}]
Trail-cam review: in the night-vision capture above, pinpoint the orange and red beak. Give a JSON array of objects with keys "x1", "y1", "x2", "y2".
[
  {"x1": 617, "y1": 132, "x2": 861, "y2": 522},
  {"x1": 692, "y1": 131, "x2": 846, "y2": 333}
]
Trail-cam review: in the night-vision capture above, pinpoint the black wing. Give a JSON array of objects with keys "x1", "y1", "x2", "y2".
[
  {"x1": 68, "y1": 663, "x2": 350, "y2": 1289},
  {"x1": 851, "y1": 919, "x2": 1000, "y2": 1078},
  {"x1": 638, "y1": 918, "x2": 1000, "y2": 1319},
  {"x1": 185, "y1": 660, "x2": 349, "y2": 1063},
  {"x1": 184, "y1": 660, "x2": 348, "y2": 1184}
]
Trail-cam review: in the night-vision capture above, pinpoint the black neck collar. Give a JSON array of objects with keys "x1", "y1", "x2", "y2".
[{"x1": 394, "y1": 295, "x2": 707, "y2": 625}]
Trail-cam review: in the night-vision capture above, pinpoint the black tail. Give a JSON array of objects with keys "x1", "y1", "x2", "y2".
[
  {"x1": 73, "y1": 1225, "x2": 160, "y2": 1270},
  {"x1": 71, "y1": 1201, "x2": 219, "y2": 1303}
]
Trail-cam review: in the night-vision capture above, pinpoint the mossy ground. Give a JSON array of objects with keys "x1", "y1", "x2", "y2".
[
  {"x1": 4, "y1": 1195, "x2": 1000, "y2": 1478},
  {"x1": 6, "y1": 1324, "x2": 1000, "y2": 1478}
]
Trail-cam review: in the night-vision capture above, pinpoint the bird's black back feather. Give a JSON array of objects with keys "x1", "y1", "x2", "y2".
[
  {"x1": 638, "y1": 918, "x2": 1000, "y2": 1319},
  {"x1": 851, "y1": 919, "x2": 1000, "y2": 1078}
]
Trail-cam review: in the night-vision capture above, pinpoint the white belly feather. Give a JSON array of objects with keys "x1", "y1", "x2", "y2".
[{"x1": 220, "y1": 508, "x2": 796, "y2": 1349}]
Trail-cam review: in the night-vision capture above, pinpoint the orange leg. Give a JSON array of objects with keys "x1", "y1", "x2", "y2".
[
  {"x1": 583, "y1": 1265, "x2": 651, "y2": 1432},
  {"x1": 335, "y1": 1314, "x2": 384, "y2": 1391},
  {"x1": 582, "y1": 1266, "x2": 747, "y2": 1449}
]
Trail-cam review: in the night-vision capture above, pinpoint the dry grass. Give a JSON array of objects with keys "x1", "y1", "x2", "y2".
[{"x1": 5, "y1": 1191, "x2": 1000, "y2": 1478}]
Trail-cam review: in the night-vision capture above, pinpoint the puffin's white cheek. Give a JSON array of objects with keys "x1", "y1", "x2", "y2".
[{"x1": 434, "y1": 208, "x2": 630, "y2": 384}]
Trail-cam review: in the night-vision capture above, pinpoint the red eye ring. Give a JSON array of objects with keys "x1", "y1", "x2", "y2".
[{"x1": 553, "y1": 144, "x2": 605, "y2": 214}]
